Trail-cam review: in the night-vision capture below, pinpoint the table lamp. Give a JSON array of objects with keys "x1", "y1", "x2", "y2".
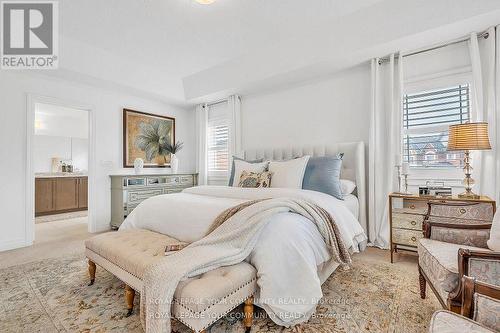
[{"x1": 447, "y1": 122, "x2": 491, "y2": 199}]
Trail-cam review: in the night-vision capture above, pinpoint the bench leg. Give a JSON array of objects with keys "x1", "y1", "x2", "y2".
[
  {"x1": 243, "y1": 296, "x2": 253, "y2": 333},
  {"x1": 88, "y1": 260, "x2": 96, "y2": 286},
  {"x1": 125, "y1": 285, "x2": 135, "y2": 317}
]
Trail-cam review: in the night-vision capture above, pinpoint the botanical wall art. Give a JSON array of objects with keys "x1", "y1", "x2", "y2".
[{"x1": 123, "y1": 109, "x2": 175, "y2": 167}]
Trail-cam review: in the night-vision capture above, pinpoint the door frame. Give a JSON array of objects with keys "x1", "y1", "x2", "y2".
[{"x1": 26, "y1": 94, "x2": 97, "y2": 245}]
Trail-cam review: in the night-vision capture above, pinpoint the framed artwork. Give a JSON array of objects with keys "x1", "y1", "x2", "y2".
[{"x1": 123, "y1": 108, "x2": 175, "y2": 168}]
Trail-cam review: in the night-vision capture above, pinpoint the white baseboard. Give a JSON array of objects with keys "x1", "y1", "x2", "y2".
[
  {"x1": 92, "y1": 224, "x2": 111, "y2": 233},
  {"x1": 0, "y1": 238, "x2": 30, "y2": 252}
]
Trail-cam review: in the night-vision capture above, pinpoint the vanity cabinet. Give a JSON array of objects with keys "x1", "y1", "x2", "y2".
[
  {"x1": 35, "y1": 178, "x2": 55, "y2": 215},
  {"x1": 35, "y1": 176, "x2": 88, "y2": 216},
  {"x1": 78, "y1": 177, "x2": 88, "y2": 208}
]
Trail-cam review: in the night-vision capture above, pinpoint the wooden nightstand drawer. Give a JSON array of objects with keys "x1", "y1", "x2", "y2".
[
  {"x1": 428, "y1": 201, "x2": 494, "y2": 221},
  {"x1": 393, "y1": 199, "x2": 428, "y2": 215},
  {"x1": 393, "y1": 228, "x2": 422, "y2": 247},
  {"x1": 392, "y1": 213, "x2": 423, "y2": 231}
]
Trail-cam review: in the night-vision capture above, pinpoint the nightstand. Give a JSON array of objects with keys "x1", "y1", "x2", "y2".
[{"x1": 389, "y1": 193, "x2": 495, "y2": 263}]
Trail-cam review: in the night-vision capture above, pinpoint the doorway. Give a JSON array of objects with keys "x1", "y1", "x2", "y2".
[{"x1": 26, "y1": 95, "x2": 96, "y2": 246}]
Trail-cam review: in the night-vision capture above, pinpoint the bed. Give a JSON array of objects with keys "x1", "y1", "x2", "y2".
[
  {"x1": 118, "y1": 141, "x2": 368, "y2": 329},
  {"x1": 242, "y1": 141, "x2": 367, "y2": 232}
]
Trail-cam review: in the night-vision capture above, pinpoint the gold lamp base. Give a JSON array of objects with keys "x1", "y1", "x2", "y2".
[{"x1": 458, "y1": 191, "x2": 480, "y2": 199}]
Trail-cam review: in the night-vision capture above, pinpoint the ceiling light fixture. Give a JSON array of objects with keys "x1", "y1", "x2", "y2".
[{"x1": 195, "y1": 0, "x2": 215, "y2": 4}]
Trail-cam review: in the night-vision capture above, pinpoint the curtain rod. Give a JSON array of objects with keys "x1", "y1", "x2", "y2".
[
  {"x1": 202, "y1": 95, "x2": 240, "y2": 108},
  {"x1": 378, "y1": 30, "x2": 489, "y2": 65},
  {"x1": 202, "y1": 99, "x2": 227, "y2": 108}
]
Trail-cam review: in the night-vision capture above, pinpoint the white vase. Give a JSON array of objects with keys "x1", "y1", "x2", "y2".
[
  {"x1": 170, "y1": 154, "x2": 179, "y2": 174},
  {"x1": 134, "y1": 158, "x2": 144, "y2": 174}
]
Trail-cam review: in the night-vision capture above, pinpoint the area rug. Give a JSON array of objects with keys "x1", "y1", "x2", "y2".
[{"x1": 0, "y1": 255, "x2": 440, "y2": 333}]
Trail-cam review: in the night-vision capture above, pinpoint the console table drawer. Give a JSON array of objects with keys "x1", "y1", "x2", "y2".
[
  {"x1": 392, "y1": 213, "x2": 423, "y2": 231},
  {"x1": 125, "y1": 204, "x2": 138, "y2": 216},
  {"x1": 147, "y1": 176, "x2": 181, "y2": 186},
  {"x1": 393, "y1": 229, "x2": 422, "y2": 247},
  {"x1": 165, "y1": 188, "x2": 184, "y2": 194},
  {"x1": 128, "y1": 189, "x2": 163, "y2": 204},
  {"x1": 125, "y1": 177, "x2": 146, "y2": 187},
  {"x1": 180, "y1": 175, "x2": 194, "y2": 186}
]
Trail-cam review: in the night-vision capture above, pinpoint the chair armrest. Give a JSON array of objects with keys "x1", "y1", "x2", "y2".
[
  {"x1": 448, "y1": 250, "x2": 500, "y2": 310},
  {"x1": 461, "y1": 275, "x2": 500, "y2": 330},
  {"x1": 458, "y1": 249, "x2": 500, "y2": 282}
]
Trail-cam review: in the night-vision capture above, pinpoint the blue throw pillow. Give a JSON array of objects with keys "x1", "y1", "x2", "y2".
[
  {"x1": 228, "y1": 156, "x2": 265, "y2": 186},
  {"x1": 302, "y1": 154, "x2": 344, "y2": 200}
]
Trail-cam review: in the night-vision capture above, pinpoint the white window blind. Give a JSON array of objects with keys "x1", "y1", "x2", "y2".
[
  {"x1": 207, "y1": 101, "x2": 229, "y2": 185},
  {"x1": 403, "y1": 84, "x2": 470, "y2": 169}
]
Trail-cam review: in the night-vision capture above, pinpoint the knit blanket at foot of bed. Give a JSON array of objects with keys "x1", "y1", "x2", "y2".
[{"x1": 141, "y1": 197, "x2": 351, "y2": 333}]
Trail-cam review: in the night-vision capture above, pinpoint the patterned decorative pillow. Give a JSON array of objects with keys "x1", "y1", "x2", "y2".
[
  {"x1": 228, "y1": 156, "x2": 265, "y2": 186},
  {"x1": 238, "y1": 171, "x2": 273, "y2": 188}
]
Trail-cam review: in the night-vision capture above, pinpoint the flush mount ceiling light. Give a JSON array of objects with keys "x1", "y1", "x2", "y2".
[{"x1": 195, "y1": 0, "x2": 216, "y2": 4}]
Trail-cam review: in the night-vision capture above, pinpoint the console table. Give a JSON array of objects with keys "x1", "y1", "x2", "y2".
[{"x1": 110, "y1": 173, "x2": 198, "y2": 229}]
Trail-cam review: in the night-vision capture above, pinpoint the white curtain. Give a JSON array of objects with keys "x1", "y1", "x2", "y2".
[
  {"x1": 227, "y1": 95, "x2": 242, "y2": 158},
  {"x1": 195, "y1": 104, "x2": 208, "y2": 185},
  {"x1": 469, "y1": 26, "x2": 500, "y2": 202},
  {"x1": 368, "y1": 54, "x2": 404, "y2": 249}
]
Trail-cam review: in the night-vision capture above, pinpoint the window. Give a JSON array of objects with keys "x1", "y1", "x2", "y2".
[
  {"x1": 403, "y1": 84, "x2": 470, "y2": 169},
  {"x1": 207, "y1": 102, "x2": 229, "y2": 185}
]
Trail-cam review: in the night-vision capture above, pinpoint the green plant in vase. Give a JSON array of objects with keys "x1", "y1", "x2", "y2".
[{"x1": 163, "y1": 141, "x2": 184, "y2": 173}]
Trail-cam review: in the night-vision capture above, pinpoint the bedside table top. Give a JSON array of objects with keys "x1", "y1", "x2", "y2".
[{"x1": 389, "y1": 192, "x2": 494, "y2": 203}]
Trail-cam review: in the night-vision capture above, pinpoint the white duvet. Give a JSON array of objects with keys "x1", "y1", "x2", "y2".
[{"x1": 120, "y1": 185, "x2": 367, "y2": 326}]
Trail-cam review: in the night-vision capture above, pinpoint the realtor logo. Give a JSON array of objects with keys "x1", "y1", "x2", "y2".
[{"x1": 1, "y1": 1, "x2": 58, "y2": 69}]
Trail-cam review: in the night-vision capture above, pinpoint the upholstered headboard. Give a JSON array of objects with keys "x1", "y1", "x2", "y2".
[{"x1": 243, "y1": 142, "x2": 367, "y2": 233}]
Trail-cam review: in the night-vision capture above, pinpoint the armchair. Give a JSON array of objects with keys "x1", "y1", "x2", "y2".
[
  {"x1": 417, "y1": 200, "x2": 499, "y2": 313},
  {"x1": 429, "y1": 276, "x2": 500, "y2": 333}
]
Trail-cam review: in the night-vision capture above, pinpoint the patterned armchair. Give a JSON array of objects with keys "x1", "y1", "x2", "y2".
[
  {"x1": 417, "y1": 201, "x2": 499, "y2": 313},
  {"x1": 429, "y1": 276, "x2": 500, "y2": 333}
]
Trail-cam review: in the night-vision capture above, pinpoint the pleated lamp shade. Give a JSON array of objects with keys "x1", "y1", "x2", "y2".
[{"x1": 448, "y1": 122, "x2": 491, "y2": 151}]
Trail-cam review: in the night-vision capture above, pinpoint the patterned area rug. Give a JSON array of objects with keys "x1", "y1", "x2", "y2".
[{"x1": 0, "y1": 255, "x2": 440, "y2": 333}]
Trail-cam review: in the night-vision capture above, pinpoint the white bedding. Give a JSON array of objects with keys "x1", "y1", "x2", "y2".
[
  {"x1": 343, "y1": 194, "x2": 359, "y2": 219},
  {"x1": 120, "y1": 185, "x2": 367, "y2": 326}
]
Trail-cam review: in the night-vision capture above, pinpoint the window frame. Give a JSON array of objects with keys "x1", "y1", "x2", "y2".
[
  {"x1": 206, "y1": 103, "x2": 230, "y2": 185},
  {"x1": 402, "y1": 69, "x2": 475, "y2": 174}
]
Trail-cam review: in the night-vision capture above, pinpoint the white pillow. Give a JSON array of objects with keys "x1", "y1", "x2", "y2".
[
  {"x1": 268, "y1": 156, "x2": 310, "y2": 189},
  {"x1": 340, "y1": 179, "x2": 356, "y2": 195},
  {"x1": 232, "y1": 160, "x2": 269, "y2": 187},
  {"x1": 487, "y1": 208, "x2": 500, "y2": 251}
]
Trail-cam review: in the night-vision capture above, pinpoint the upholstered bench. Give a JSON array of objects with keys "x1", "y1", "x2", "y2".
[{"x1": 85, "y1": 229, "x2": 257, "y2": 333}]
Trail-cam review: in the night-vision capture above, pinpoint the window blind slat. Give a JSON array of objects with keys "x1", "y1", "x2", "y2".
[
  {"x1": 403, "y1": 84, "x2": 469, "y2": 169},
  {"x1": 207, "y1": 108, "x2": 230, "y2": 184}
]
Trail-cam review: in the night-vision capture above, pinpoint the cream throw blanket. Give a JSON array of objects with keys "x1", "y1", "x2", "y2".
[{"x1": 141, "y1": 197, "x2": 351, "y2": 333}]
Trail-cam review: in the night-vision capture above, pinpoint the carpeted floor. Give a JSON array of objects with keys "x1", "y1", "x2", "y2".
[
  {"x1": 35, "y1": 211, "x2": 88, "y2": 224},
  {"x1": 0, "y1": 255, "x2": 440, "y2": 333}
]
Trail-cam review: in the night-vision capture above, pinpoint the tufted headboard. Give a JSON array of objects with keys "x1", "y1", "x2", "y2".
[{"x1": 243, "y1": 142, "x2": 367, "y2": 233}]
